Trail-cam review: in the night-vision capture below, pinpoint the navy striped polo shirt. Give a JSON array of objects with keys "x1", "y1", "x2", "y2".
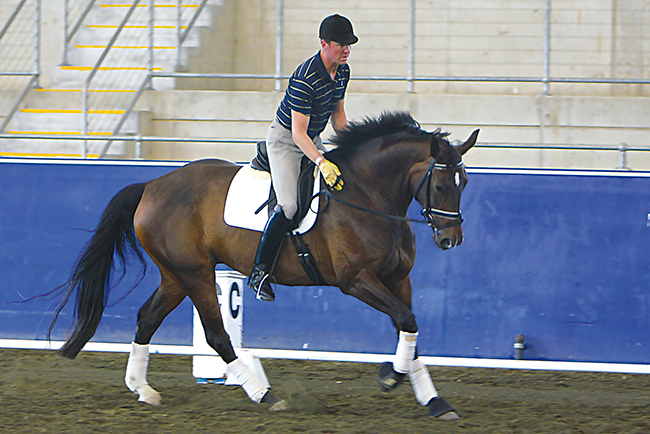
[{"x1": 275, "y1": 52, "x2": 350, "y2": 139}]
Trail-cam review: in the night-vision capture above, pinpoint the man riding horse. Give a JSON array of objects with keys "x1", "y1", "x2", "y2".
[{"x1": 248, "y1": 14, "x2": 357, "y2": 302}]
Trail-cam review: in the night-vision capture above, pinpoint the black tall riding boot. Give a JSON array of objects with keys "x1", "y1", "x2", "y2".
[{"x1": 248, "y1": 206, "x2": 292, "y2": 301}]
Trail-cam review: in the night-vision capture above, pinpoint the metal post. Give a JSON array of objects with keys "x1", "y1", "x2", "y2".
[
  {"x1": 34, "y1": 0, "x2": 41, "y2": 88},
  {"x1": 62, "y1": 0, "x2": 69, "y2": 65},
  {"x1": 135, "y1": 135, "x2": 142, "y2": 159},
  {"x1": 274, "y1": 0, "x2": 284, "y2": 91},
  {"x1": 62, "y1": 0, "x2": 98, "y2": 66},
  {"x1": 82, "y1": 81, "x2": 88, "y2": 158},
  {"x1": 407, "y1": 0, "x2": 415, "y2": 93},
  {"x1": 618, "y1": 143, "x2": 630, "y2": 170},
  {"x1": 83, "y1": 0, "x2": 142, "y2": 158},
  {"x1": 542, "y1": 0, "x2": 551, "y2": 95},
  {"x1": 148, "y1": 0, "x2": 154, "y2": 88},
  {"x1": 176, "y1": 0, "x2": 182, "y2": 70}
]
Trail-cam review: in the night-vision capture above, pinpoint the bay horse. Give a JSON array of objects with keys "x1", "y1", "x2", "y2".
[{"x1": 50, "y1": 111, "x2": 478, "y2": 420}]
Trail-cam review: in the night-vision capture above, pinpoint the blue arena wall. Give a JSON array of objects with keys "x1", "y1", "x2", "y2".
[{"x1": 1, "y1": 158, "x2": 649, "y2": 365}]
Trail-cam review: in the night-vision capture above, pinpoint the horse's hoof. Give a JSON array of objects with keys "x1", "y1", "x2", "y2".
[
  {"x1": 269, "y1": 399, "x2": 289, "y2": 411},
  {"x1": 261, "y1": 390, "x2": 288, "y2": 411},
  {"x1": 377, "y1": 362, "x2": 406, "y2": 392},
  {"x1": 137, "y1": 385, "x2": 161, "y2": 406},
  {"x1": 438, "y1": 411, "x2": 460, "y2": 421},
  {"x1": 427, "y1": 397, "x2": 458, "y2": 420}
]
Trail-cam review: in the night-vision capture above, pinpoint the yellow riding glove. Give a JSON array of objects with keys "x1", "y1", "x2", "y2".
[{"x1": 317, "y1": 158, "x2": 344, "y2": 191}]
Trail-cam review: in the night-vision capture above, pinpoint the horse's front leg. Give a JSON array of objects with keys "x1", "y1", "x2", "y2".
[
  {"x1": 343, "y1": 269, "x2": 458, "y2": 420},
  {"x1": 343, "y1": 269, "x2": 418, "y2": 384}
]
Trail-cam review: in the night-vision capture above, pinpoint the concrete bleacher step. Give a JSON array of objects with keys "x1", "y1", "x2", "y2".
[
  {"x1": 65, "y1": 48, "x2": 185, "y2": 70},
  {"x1": 4, "y1": 0, "x2": 219, "y2": 158},
  {"x1": 26, "y1": 89, "x2": 139, "y2": 109},
  {"x1": 73, "y1": 26, "x2": 202, "y2": 47},
  {"x1": 9, "y1": 110, "x2": 138, "y2": 133}
]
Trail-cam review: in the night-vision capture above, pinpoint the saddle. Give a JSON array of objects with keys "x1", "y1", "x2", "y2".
[
  {"x1": 251, "y1": 140, "x2": 318, "y2": 231},
  {"x1": 249, "y1": 141, "x2": 326, "y2": 285}
]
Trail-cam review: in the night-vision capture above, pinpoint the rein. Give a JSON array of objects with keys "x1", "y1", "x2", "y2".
[{"x1": 316, "y1": 157, "x2": 464, "y2": 234}]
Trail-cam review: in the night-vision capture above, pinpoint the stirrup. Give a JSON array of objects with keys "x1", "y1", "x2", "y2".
[{"x1": 248, "y1": 269, "x2": 275, "y2": 302}]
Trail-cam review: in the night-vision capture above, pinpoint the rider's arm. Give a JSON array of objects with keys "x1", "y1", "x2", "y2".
[
  {"x1": 291, "y1": 110, "x2": 324, "y2": 164},
  {"x1": 330, "y1": 99, "x2": 348, "y2": 135}
]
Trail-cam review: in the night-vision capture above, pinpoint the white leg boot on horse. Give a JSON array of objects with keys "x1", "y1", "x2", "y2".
[
  {"x1": 125, "y1": 342, "x2": 162, "y2": 405},
  {"x1": 409, "y1": 358, "x2": 459, "y2": 420},
  {"x1": 378, "y1": 332, "x2": 458, "y2": 420},
  {"x1": 226, "y1": 358, "x2": 288, "y2": 411},
  {"x1": 378, "y1": 331, "x2": 418, "y2": 391}
]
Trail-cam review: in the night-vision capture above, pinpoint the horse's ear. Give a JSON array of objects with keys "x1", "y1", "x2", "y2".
[{"x1": 457, "y1": 129, "x2": 479, "y2": 155}]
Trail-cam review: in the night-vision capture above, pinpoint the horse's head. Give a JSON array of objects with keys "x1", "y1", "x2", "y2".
[{"x1": 411, "y1": 129, "x2": 479, "y2": 250}]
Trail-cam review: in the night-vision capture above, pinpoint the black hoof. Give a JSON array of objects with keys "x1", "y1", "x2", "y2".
[
  {"x1": 260, "y1": 390, "x2": 288, "y2": 411},
  {"x1": 427, "y1": 397, "x2": 459, "y2": 420},
  {"x1": 377, "y1": 362, "x2": 406, "y2": 392}
]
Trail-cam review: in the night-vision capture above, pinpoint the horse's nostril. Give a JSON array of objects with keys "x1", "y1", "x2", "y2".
[{"x1": 440, "y1": 238, "x2": 452, "y2": 249}]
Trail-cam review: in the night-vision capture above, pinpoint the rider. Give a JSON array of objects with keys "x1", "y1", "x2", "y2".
[{"x1": 248, "y1": 14, "x2": 358, "y2": 301}]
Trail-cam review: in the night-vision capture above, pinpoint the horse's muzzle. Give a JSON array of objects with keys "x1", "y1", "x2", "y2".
[{"x1": 433, "y1": 228, "x2": 463, "y2": 250}]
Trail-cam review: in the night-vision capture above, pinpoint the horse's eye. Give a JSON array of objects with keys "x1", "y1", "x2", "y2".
[{"x1": 435, "y1": 185, "x2": 444, "y2": 193}]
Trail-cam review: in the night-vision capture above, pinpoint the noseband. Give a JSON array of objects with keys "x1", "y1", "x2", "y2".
[{"x1": 414, "y1": 157, "x2": 464, "y2": 235}]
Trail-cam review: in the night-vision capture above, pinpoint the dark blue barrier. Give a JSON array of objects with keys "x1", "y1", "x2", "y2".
[
  {"x1": 1, "y1": 159, "x2": 649, "y2": 365},
  {"x1": 0, "y1": 159, "x2": 191, "y2": 345},
  {"x1": 243, "y1": 168, "x2": 650, "y2": 364}
]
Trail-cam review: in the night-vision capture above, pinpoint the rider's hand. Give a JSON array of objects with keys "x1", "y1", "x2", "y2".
[{"x1": 317, "y1": 157, "x2": 344, "y2": 191}]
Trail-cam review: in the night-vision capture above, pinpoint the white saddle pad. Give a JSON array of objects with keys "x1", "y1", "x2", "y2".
[{"x1": 223, "y1": 164, "x2": 319, "y2": 234}]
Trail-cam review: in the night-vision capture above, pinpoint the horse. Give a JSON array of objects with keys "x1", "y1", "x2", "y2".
[{"x1": 50, "y1": 111, "x2": 478, "y2": 420}]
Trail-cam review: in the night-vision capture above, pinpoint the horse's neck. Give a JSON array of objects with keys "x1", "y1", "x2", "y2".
[{"x1": 346, "y1": 142, "x2": 427, "y2": 214}]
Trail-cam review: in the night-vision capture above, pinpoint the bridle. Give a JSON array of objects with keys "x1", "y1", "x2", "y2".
[
  {"x1": 318, "y1": 155, "x2": 465, "y2": 237},
  {"x1": 413, "y1": 157, "x2": 465, "y2": 235}
]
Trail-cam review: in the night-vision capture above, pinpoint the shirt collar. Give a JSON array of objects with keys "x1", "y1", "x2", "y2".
[{"x1": 314, "y1": 51, "x2": 337, "y2": 82}]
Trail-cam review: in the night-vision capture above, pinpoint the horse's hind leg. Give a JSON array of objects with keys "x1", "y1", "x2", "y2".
[
  {"x1": 125, "y1": 273, "x2": 186, "y2": 405},
  {"x1": 179, "y1": 267, "x2": 287, "y2": 411}
]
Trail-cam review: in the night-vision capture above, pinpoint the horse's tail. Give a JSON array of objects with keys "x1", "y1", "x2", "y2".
[{"x1": 51, "y1": 182, "x2": 148, "y2": 359}]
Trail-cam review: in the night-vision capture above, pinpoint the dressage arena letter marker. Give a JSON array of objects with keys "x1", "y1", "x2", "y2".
[{"x1": 192, "y1": 271, "x2": 269, "y2": 387}]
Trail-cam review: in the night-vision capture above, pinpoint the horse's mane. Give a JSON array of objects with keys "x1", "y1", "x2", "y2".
[{"x1": 328, "y1": 111, "x2": 448, "y2": 159}]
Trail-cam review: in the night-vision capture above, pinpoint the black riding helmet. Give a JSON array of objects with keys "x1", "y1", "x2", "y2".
[{"x1": 319, "y1": 14, "x2": 358, "y2": 45}]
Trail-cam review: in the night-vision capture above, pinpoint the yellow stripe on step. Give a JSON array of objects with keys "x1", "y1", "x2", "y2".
[
  {"x1": 21, "y1": 109, "x2": 80, "y2": 114},
  {"x1": 35, "y1": 89, "x2": 138, "y2": 93},
  {"x1": 7, "y1": 131, "x2": 113, "y2": 136},
  {"x1": 60, "y1": 66, "x2": 162, "y2": 71},
  {"x1": 87, "y1": 25, "x2": 187, "y2": 29},
  {"x1": 100, "y1": 4, "x2": 199, "y2": 7},
  {"x1": 21, "y1": 109, "x2": 126, "y2": 114},
  {"x1": 75, "y1": 45, "x2": 175, "y2": 49},
  {"x1": 0, "y1": 151, "x2": 100, "y2": 158}
]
